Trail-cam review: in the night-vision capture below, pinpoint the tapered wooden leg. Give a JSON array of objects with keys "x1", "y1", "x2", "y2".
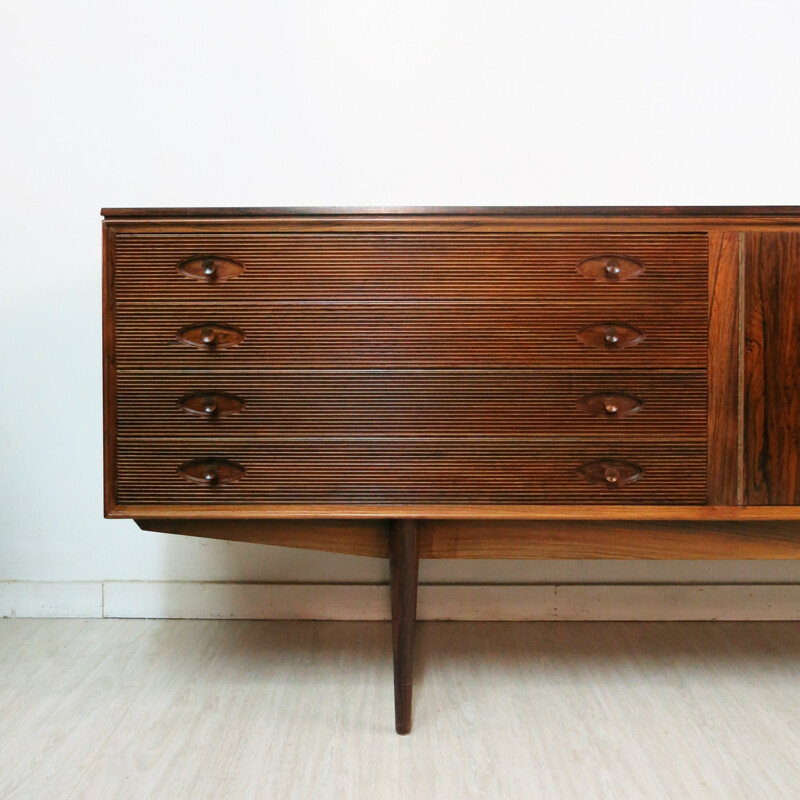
[{"x1": 389, "y1": 519, "x2": 420, "y2": 735}]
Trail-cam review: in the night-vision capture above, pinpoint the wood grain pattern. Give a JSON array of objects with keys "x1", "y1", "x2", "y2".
[
  {"x1": 116, "y1": 371, "x2": 706, "y2": 441},
  {"x1": 117, "y1": 440, "x2": 706, "y2": 505},
  {"x1": 745, "y1": 232, "x2": 800, "y2": 504},
  {"x1": 113, "y1": 232, "x2": 706, "y2": 303},
  {"x1": 133, "y1": 518, "x2": 800, "y2": 559},
  {"x1": 707, "y1": 232, "x2": 741, "y2": 506},
  {"x1": 115, "y1": 301, "x2": 707, "y2": 369},
  {"x1": 134, "y1": 518, "x2": 390, "y2": 557},
  {"x1": 420, "y1": 519, "x2": 800, "y2": 559}
]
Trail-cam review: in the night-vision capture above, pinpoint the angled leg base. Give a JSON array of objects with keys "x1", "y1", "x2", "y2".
[{"x1": 389, "y1": 519, "x2": 420, "y2": 734}]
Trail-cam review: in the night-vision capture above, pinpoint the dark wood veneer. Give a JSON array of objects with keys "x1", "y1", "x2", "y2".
[
  {"x1": 745, "y1": 232, "x2": 800, "y2": 504},
  {"x1": 103, "y1": 206, "x2": 800, "y2": 733},
  {"x1": 707, "y1": 232, "x2": 741, "y2": 506}
]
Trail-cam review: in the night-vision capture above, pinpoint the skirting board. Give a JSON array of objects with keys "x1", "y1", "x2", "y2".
[{"x1": 2, "y1": 582, "x2": 800, "y2": 620}]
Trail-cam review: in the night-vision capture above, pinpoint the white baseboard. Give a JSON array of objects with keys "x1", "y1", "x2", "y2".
[
  {"x1": 0, "y1": 582, "x2": 103, "y2": 618},
  {"x1": 3, "y1": 581, "x2": 800, "y2": 620}
]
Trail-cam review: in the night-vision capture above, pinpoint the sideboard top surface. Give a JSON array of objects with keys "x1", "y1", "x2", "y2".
[{"x1": 102, "y1": 206, "x2": 800, "y2": 220}]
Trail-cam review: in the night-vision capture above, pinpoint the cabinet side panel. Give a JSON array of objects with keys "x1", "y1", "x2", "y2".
[
  {"x1": 708, "y1": 232, "x2": 740, "y2": 505},
  {"x1": 745, "y1": 232, "x2": 800, "y2": 504},
  {"x1": 103, "y1": 222, "x2": 119, "y2": 515}
]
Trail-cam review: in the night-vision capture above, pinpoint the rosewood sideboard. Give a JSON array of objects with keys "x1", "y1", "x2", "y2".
[{"x1": 103, "y1": 206, "x2": 800, "y2": 733}]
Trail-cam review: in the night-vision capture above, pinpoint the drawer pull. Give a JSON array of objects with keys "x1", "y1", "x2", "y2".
[
  {"x1": 576, "y1": 254, "x2": 645, "y2": 282},
  {"x1": 178, "y1": 390, "x2": 247, "y2": 418},
  {"x1": 178, "y1": 458, "x2": 245, "y2": 485},
  {"x1": 576, "y1": 459, "x2": 643, "y2": 488},
  {"x1": 176, "y1": 254, "x2": 245, "y2": 282},
  {"x1": 177, "y1": 322, "x2": 245, "y2": 350},
  {"x1": 201, "y1": 327, "x2": 216, "y2": 345},
  {"x1": 577, "y1": 391, "x2": 643, "y2": 418},
  {"x1": 202, "y1": 259, "x2": 218, "y2": 277},
  {"x1": 605, "y1": 260, "x2": 622, "y2": 278},
  {"x1": 577, "y1": 322, "x2": 645, "y2": 351}
]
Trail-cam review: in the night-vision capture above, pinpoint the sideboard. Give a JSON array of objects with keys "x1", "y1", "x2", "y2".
[{"x1": 103, "y1": 206, "x2": 800, "y2": 733}]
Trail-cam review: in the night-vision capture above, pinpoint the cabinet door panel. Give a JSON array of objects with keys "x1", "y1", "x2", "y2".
[{"x1": 745, "y1": 232, "x2": 800, "y2": 504}]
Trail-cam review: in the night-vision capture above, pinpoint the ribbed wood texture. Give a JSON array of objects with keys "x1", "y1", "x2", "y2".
[
  {"x1": 104, "y1": 216, "x2": 719, "y2": 515},
  {"x1": 115, "y1": 302, "x2": 707, "y2": 369},
  {"x1": 113, "y1": 232, "x2": 707, "y2": 303},
  {"x1": 116, "y1": 440, "x2": 707, "y2": 505},
  {"x1": 116, "y1": 371, "x2": 706, "y2": 440}
]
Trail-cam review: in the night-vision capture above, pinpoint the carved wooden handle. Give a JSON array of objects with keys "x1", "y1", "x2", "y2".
[
  {"x1": 176, "y1": 254, "x2": 245, "y2": 282},
  {"x1": 178, "y1": 390, "x2": 247, "y2": 418},
  {"x1": 177, "y1": 458, "x2": 245, "y2": 486},
  {"x1": 576, "y1": 392, "x2": 643, "y2": 419},
  {"x1": 176, "y1": 323, "x2": 246, "y2": 350},
  {"x1": 576, "y1": 459, "x2": 644, "y2": 488},
  {"x1": 576, "y1": 254, "x2": 645, "y2": 282},
  {"x1": 577, "y1": 322, "x2": 646, "y2": 351}
]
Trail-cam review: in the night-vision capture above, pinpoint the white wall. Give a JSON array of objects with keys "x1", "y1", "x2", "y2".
[{"x1": 2, "y1": 0, "x2": 800, "y2": 592}]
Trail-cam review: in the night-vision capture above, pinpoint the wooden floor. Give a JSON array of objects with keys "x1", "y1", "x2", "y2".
[{"x1": 2, "y1": 620, "x2": 799, "y2": 799}]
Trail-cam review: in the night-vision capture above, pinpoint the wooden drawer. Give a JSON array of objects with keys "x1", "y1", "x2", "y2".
[
  {"x1": 116, "y1": 440, "x2": 707, "y2": 505},
  {"x1": 115, "y1": 302, "x2": 707, "y2": 369},
  {"x1": 116, "y1": 370, "x2": 707, "y2": 440},
  {"x1": 112, "y1": 231, "x2": 707, "y2": 304}
]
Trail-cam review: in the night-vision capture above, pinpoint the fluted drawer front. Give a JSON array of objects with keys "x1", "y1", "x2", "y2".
[
  {"x1": 116, "y1": 371, "x2": 707, "y2": 440},
  {"x1": 116, "y1": 440, "x2": 707, "y2": 505},
  {"x1": 115, "y1": 302, "x2": 706, "y2": 369},
  {"x1": 113, "y1": 232, "x2": 707, "y2": 303}
]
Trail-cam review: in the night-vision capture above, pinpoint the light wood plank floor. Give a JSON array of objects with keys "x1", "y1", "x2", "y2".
[{"x1": 1, "y1": 619, "x2": 799, "y2": 799}]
